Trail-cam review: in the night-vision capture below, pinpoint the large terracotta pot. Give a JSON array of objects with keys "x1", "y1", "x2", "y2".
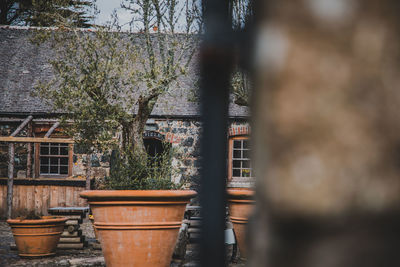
[
  {"x1": 227, "y1": 188, "x2": 255, "y2": 259},
  {"x1": 80, "y1": 190, "x2": 196, "y2": 267},
  {"x1": 7, "y1": 216, "x2": 67, "y2": 257}
]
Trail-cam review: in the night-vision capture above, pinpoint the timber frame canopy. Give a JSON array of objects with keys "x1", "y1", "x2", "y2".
[{"x1": 1, "y1": 116, "x2": 74, "y2": 218}]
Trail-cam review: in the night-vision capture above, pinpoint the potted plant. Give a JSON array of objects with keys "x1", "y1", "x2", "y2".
[
  {"x1": 227, "y1": 188, "x2": 254, "y2": 259},
  {"x1": 81, "y1": 149, "x2": 196, "y2": 266},
  {"x1": 33, "y1": 2, "x2": 200, "y2": 265},
  {"x1": 7, "y1": 211, "x2": 67, "y2": 258}
]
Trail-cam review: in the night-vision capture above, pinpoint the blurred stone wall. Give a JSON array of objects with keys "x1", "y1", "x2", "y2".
[{"x1": 249, "y1": 1, "x2": 400, "y2": 266}]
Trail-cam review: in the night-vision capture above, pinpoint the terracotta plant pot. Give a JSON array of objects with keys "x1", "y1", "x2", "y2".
[
  {"x1": 80, "y1": 190, "x2": 196, "y2": 267},
  {"x1": 227, "y1": 188, "x2": 255, "y2": 259},
  {"x1": 7, "y1": 216, "x2": 67, "y2": 257}
]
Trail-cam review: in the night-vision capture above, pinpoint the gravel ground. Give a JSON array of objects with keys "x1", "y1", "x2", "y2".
[
  {"x1": 0, "y1": 219, "x2": 103, "y2": 267},
  {"x1": 0, "y1": 220, "x2": 246, "y2": 267}
]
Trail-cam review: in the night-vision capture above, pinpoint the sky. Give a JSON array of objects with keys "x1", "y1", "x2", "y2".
[
  {"x1": 95, "y1": 0, "x2": 132, "y2": 28},
  {"x1": 94, "y1": 0, "x2": 192, "y2": 32}
]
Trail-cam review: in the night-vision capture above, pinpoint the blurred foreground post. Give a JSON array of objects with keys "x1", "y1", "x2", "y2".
[
  {"x1": 250, "y1": 1, "x2": 400, "y2": 266},
  {"x1": 200, "y1": 0, "x2": 233, "y2": 266}
]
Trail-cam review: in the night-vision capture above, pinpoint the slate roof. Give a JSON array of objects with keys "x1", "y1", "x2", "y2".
[{"x1": 0, "y1": 26, "x2": 249, "y2": 118}]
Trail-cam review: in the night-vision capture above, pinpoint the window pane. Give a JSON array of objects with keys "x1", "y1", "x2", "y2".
[
  {"x1": 233, "y1": 150, "x2": 241, "y2": 159},
  {"x1": 230, "y1": 137, "x2": 252, "y2": 179},
  {"x1": 40, "y1": 157, "x2": 49, "y2": 165},
  {"x1": 243, "y1": 140, "x2": 250, "y2": 149},
  {"x1": 39, "y1": 143, "x2": 71, "y2": 176},
  {"x1": 233, "y1": 140, "x2": 241, "y2": 149},
  {"x1": 60, "y1": 146, "x2": 68, "y2": 155},
  {"x1": 40, "y1": 146, "x2": 49, "y2": 155},
  {"x1": 50, "y1": 158, "x2": 58, "y2": 165},
  {"x1": 50, "y1": 146, "x2": 59, "y2": 155},
  {"x1": 60, "y1": 158, "x2": 68, "y2": 165},
  {"x1": 40, "y1": 165, "x2": 49, "y2": 173},
  {"x1": 233, "y1": 160, "x2": 241, "y2": 168},
  {"x1": 242, "y1": 160, "x2": 251, "y2": 168},
  {"x1": 60, "y1": 166, "x2": 68, "y2": 174},
  {"x1": 50, "y1": 166, "x2": 58, "y2": 173}
]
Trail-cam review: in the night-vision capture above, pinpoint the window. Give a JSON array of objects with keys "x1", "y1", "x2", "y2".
[
  {"x1": 143, "y1": 131, "x2": 169, "y2": 158},
  {"x1": 144, "y1": 138, "x2": 165, "y2": 158},
  {"x1": 228, "y1": 136, "x2": 253, "y2": 180},
  {"x1": 35, "y1": 142, "x2": 73, "y2": 177}
]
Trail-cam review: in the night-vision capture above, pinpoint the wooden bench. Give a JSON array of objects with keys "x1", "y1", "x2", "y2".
[{"x1": 48, "y1": 207, "x2": 89, "y2": 249}]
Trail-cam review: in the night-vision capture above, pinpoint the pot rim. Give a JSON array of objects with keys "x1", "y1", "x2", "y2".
[
  {"x1": 80, "y1": 190, "x2": 197, "y2": 200},
  {"x1": 7, "y1": 216, "x2": 68, "y2": 225},
  {"x1": 227, "y1": 188, "x2": 254, "y2": 199}
]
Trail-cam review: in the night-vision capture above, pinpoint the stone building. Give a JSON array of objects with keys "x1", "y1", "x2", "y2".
[{"x1": 0, "y1": 26, "x2": 251, "y2": 218}]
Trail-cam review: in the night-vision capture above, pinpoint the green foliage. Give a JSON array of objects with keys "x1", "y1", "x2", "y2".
[
  {"x1": 231, "y1": 70, "x2": 251, "y2": 106},
  {"x1": 230, "y1": 0, "x2": 253, "y2": 107},
  {"x1": 14, "y1": 209, "x2": 43, "y2": 220},
  {"x1": 33, "y1": 0, "x2": 200, "y2": 189},
  {"x1": 101, "y1": 145, "x2": 181, "y2": 190},
  {"x1": 0, "y1": 0, "x2": 96, "y2": 27},
  {"x1": 34, "y1": 27, "x2": 139, "y2": 153}
]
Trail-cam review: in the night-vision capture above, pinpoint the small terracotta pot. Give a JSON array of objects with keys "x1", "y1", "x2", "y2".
[
  {"x1": 227, "y1": 188, "x2": 255, "y2": 259},
  {"x1": 80, "y1": 190, "x2": 196, "y2": 267},
  {"x1": 7, "y1": 216, "x2": 67, "y2": 257}
]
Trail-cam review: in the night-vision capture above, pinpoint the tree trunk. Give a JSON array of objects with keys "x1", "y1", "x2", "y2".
[
  {"x1": 129, "y1": 119, "x2": 146, "y2": 156},
  {"x1": 125, "y1": 96, "x2": 157, "y2": 156}
]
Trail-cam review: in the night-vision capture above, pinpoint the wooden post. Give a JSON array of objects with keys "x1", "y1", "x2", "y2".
[
  {"x1": 7, "y1": 143, "x2": 15, "y2": 219},
  {"x1": 7, "y1": 116, "x2": 33, "y2": 219},
  {"x1": 86, "y1": 154, "x2": 91, "y2": 190},
  {"x1": 34, "y1": 143, "x2": 39, "y2": 178},
  {"x1": 27, "y1": 121, "x2": 33, "y2": 178}
]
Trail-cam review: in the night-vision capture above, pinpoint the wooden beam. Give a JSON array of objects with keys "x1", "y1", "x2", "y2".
[
  {"x1": 10, "y1": 116, "x2": 33, "y2": 137},
  {"x1": 0, "y1": 137, "x2": 74, "y2": 143},
  {"x1": 27, "y1": 121, "x2": 33, "y2": 178},
  {"x1": 44, "y1": 122, "x2": 60, "y2": 138}
]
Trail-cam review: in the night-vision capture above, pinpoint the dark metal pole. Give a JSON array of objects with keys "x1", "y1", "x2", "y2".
[{"x1": 200, "y1": 0, "x2": 233, "y2": 266}]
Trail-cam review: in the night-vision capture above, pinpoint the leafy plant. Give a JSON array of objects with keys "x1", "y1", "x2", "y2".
[
  {"x1": 15, "y1": 210, "x2": 43, "y2": 220},
  {"x1": 98, "y1": 144, "x2": 182, "y2": 190},
  {"x1": 33, "y1": 0, "x2": 201, "y2": 190}
]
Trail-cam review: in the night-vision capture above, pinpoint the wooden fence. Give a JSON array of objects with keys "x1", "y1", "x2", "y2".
[{"x1": 0, "y1": 179, "x2": 87, "y2": 218}]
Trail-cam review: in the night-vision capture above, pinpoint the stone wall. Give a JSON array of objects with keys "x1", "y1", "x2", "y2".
[{"x1": 0, "y1": 119, "x2": 251, "y2": 189}]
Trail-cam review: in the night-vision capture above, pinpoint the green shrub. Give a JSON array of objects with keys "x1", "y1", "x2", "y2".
[{"x1": 101, "y1": 144, "x2": 181, "y2": 190}]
